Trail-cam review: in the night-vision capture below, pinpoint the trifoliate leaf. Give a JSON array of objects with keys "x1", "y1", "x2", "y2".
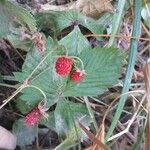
[
  {"x1": 36, "y1": 10, "x2": 105, "y2": 36},
  {"x1": 14, "y1": 28, "x2": 125, "y2": 107},
  {"x1": 14, "y1": 28, "x2": 91, "y2": 106}
]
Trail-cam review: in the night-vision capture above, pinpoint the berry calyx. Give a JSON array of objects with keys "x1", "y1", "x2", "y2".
[
  {"x1": 24, "y1": 107, "x2": 42, "y2": 126},
  {"x1": 71, "y1": 69, "x2": 85, "y2": 83},
  {"x1": 55, "y1": 56, "x2": 73, "y2": 76}
]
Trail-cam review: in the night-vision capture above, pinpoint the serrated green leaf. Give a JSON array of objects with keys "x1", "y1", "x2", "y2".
[
  {"x1": 14, "y1": 28, "x2": 91, "y2": 106},
  {"x1": 7, "y1": 33, "x2": 33, "y2": 51},
  {"x1": 55, "y1": 128, "x2": 78, "y2": 150},
  {"x1": 36, "y1": 10, "x2": 104, "y2": 36},
  {"x1": 97, "y1": 13, "x2": 113, "y2": 28},
  {"x1": 40, "y1": 112, "x2": 56, "y2": 131},
  {"x1": 14, "y1": 71, "x2": 29, "y2": 82},
  {"x1": 14, "y1": 37, "x2": 64, "y2": 107},
  {"x1": 0, "y1": 0, "x2": 36, "y2": 37},
  {"x1": 141, "y1": 3, "x2": 150, "y2": 28},
  {"x1": 59, "y1": 26, "x2": 91, "y2": 56},
  {"x1": 16, "y1": 99, "x2": 33, "y2": 114},
  {"x1": 54, "y1": 100, "x2": 90, "y2": 135},
  {"x1": 36, "y1": 10, "x2": 78, "y2": 35},
  {"x1": 0, "y1": 3, "x2": 10, "y2": 37},
  {"x1": 20, "y1": 88, "x2": 44, "y2": 106},
  {"x1": 12, "y1": 119, "x2": 36, "y2": 146},
  {"x1": 14, "y1": 28, "x2": 125, "y2": 113},
  {"x1": 4, "y1": 0, "x2": 37, "y2": 31},
  {"x1": 64, "y1": 47, "x2": 125, "y2": 96}
]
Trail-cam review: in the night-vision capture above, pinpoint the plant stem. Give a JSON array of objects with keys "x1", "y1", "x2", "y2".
[
  {"x1": 0, "y1": 84, "x2": 27, "y2": 109},
  {"x1": 36, "y1": 124, "x2": 40, "y2": 150},
  {"x1": 0, "y1": 83, "x2": 17, "y2": 88},
  {"x1": 106, "y1": 0, "x2": 142, "y2": 140},
  {"x1": 108, "y1": 0, "x2": 126, "y2": 46},
  {"x1": 65, "y1": 98, "x2": 81, "y2": 150},
  {"x1": 84, "y1": 96, "x2": 98, "y2": 132},
  {"x1": 27, "y1": 85, "x2": 47, "y2": 102},
  {"x1": 1, "y1": 75, "x2": 17, "y2": 81}
]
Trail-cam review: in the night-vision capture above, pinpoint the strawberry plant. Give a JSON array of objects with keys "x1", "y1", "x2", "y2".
[
  {"x1": 71, "y1": 69, "x2": 85, "y2": 83},
  {"x1": 55, "y1": 56, "x2": 74, "y2": 76},
  {"x1": 0, "y1": 0, "x2": 127, "y2": 149}
]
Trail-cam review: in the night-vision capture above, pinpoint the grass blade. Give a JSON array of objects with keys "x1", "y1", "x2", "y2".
[
  {"x1": 106, "y1": 0, "x2": 142, "y2": 140},
  {"x1": 108, "y1": 0, "x2": 126, "y2": 46}
]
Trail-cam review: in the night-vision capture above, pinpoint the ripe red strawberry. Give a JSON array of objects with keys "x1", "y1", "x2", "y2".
[
  {"x1": 55, "y1": 56, "x2": 73, "y2": 76},
  {"x1": 24, "y1": 107, "x2": 42, "y2": 126},
  {"x1": 71, "y1": 69, "x2": 85, "y2": 83}
]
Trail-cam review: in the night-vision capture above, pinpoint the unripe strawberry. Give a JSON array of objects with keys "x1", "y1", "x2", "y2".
[
  {"x1": 71, "y1": 69, "x2": 85, "y2": 83},
  {"x1": 55, "y1": 56, "x2": 73, "y2": 76},
  {"x1": 24, "y1": 107, "x2": 42, "y2": 126}
]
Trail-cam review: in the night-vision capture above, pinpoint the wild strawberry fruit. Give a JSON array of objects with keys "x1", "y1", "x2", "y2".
[
  {"x1": 55, "y1": 56, "x2": 73, "y2": 76},
  {"x1": 24, "y1": 107, "x2": 42, "y2": 126},
  {"x1": 71, "y1": 69, "x2": 85, "y2": 83}
]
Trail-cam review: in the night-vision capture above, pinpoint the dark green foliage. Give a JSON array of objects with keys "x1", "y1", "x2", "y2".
[
  {"x1": 13, "y1": 119, "x2": 37, "y2": 146},
  {"x1": 0, "y1": 2, "x2": 126, "y2": 147},
  {"x1": 0, "y1": 0, "x2": 36, "y2": 37}
]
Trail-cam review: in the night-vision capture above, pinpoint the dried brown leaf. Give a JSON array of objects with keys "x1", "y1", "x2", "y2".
[
  {"x1": 118, "y1": 139, "x2": 128, "y2": 150},
  {"x1": 73, "y1": 0, "x2": 113, "y2": 18},
  {"x1": 20, "y1": 30, "x2": 46, "y2": 52},
  {"x1": 40, "y1": 0, "x2": 113, "y2": 18},
  {"x1": 143, "y1": 58, "x2": 150, "y2": 150},
  {"x1": 31, "y1": 32, "x2": 46, "y2": 53},
  {"x1": 90, "y1": 123, "x2": 105, "y2": 150},
  {"x1": 39, "y1": 3, "x2": 72, "y2": 12},
  {"x1": 79, "y1": 122, "x2": 108, "y2": 150}
]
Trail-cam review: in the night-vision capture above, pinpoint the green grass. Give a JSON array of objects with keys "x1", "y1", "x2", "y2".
[{"x1": 106, "y1": 0, "x2": 142, "y2": 141}]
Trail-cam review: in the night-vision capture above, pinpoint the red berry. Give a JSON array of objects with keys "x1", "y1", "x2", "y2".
[
  {"x1": 24, "y1": 107, "x2": 42, "y2": 126},
  {"x1": 55, "y1": 56, "x2": 73, "y2": 76},
  {"x1": 71, "y1": 69, "x2": 85, "y2": 83}
]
